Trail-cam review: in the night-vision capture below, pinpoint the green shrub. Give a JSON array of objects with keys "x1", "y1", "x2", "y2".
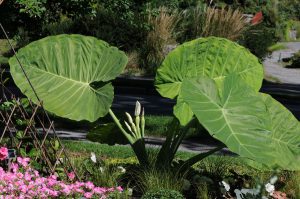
[
  {"x1": 286, "y1": 51, "x2": 300, "y2": 68},
  {"x1": 240, "y1": 23, "x2": 278, "y2": 59},
  {"x1": 141, "y1": 189, "x2": 185, "y2": 199},
  {"x1": 87, "y1": 123, "x2": 128, "y2": 145},
  {"x1": 267, "y1": 43, "x2": 287, "y2": 52}
]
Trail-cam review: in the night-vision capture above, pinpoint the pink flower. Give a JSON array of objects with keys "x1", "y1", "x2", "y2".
[
  {"x1": 0, "y1": 154, "x2": 120, "y2": 198},
  {"x1": 0, "y1": 147, "x2": 8, "y2": 160},
  {"x1": 85, "y1": 181, "x2": 95, "y2": 190},
  {"x1": 49, "y1": 174, "x2": 57, "y2": 180},
  {"x1": 17, "y1": 157, "x2": 30, "y2": 167},
  {"x1": 84, "y1": 192, "x2": 93, "y2": 198},
  {"x1": 16, "y1": 172, "x2": 24, "y2": 179},
  {"x1": 10, "y1": 163, "x2": 19, "y2": 173},
  {"x1": 116, "y1": 186, "x2": 123, "y2": 192},
  {"x1": 67, "y1": 172, "x2": 75, "y2": 181},
  {"x1": 20, "y1": 185, "x2": 28, "y2": 193},
  {"x1": 33, "y1": 170, "x2": 39, "y2": 177}
]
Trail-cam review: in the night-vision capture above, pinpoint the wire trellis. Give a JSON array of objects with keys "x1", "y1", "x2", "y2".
[{"x1": 0, "y1": 23, "x2": 78, "y2": 179}]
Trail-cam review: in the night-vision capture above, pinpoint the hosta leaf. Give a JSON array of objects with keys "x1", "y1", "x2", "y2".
[
  {"x1": 182, "y1": 75, "x2": 276, "y2": 165},
  {"x1": 262, "y1": 94, "x2": 300, "y2": 170},
  {"x1": 9, "y1": 34, "x2": 127, "y2": 122},
  {"x1": 155, "y1": 37, "x2": 263, "y2": 99}
]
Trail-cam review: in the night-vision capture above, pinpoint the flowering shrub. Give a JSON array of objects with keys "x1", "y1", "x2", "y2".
[{"x1": 0, "y1": 147, "x2": 123, "y2": 198}]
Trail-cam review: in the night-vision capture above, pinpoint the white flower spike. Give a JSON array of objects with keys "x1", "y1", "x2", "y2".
[
  {"x1": 90, "y1": 152, "x2": 97, "y2": 163},
  {"x1": 135, "y1": 101, "x2": 141, "y2": 116}
]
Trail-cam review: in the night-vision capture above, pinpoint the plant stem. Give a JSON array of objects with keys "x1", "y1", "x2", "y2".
[
  {"x1": 108, "y1": 109, "x2": 149, "y2": 166},
  {"x1": 177, "y1": 145, "x2": 224, "y2": 174},
  {"x1": 108, "y1": 109, "x2": 134, "y2": 144}
]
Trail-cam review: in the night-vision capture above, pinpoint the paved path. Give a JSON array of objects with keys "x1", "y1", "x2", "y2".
[{"x1": 263, "y1": 42, "x2": 300, "y2": 84}]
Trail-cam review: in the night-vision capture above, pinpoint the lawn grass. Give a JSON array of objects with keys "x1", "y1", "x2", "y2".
[
  {"x1": 63, "y1": 140, "x2": 196, "y2": 160},
  {"x1": 267, "y1": 43, "x2": 287, "y2": 52},
  {"x1": 63, "y1": 140, "x2": 252, "y2": 175},
  {"x1": 144, "y1": 115, "x2": 173, "y2": 137},
  {"x1": 63, "y1": 140, "x2": 136, "y2": 159}
]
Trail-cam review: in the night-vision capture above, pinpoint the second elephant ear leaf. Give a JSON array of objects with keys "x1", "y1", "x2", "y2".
[
  {"x1": 182, "y1": 75, "x2": 300, "y2": 170},
  {"x1": 181, "y1": 75, "x2": 273, "y2": 166},
  {"x1": 155, "y1": 37, "x2": 263, "y2": 125},
  {"x1": 9, "y1": 34, "x2": 128, "y2": 122},
  {"x1": 261, "y1": 93, "x2": 300, "y2": 170}
]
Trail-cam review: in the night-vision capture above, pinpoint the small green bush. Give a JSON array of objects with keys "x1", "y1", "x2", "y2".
[
  {"x1": 141, "y1": 189, "x2": 185, "y2": 199},
  {"x1": 87, "y1": 123, "x2": 128, "y2": 145},
  {"x1": 286, "y1": 51, "x2": 300, "y2": 68},
  {"x1": 240, "y1": 23, "x2": 278, "y2": 60}
]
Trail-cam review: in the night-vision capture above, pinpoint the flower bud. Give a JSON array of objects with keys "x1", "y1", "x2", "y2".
[
  {"x1": 124, "y1": 121, "x2": 132, "y2": 132},
  {"x1": 135, "y1": 101, "x2": 141, "y2": 116},
  {"x1": 125, "y1": 112, "x2": 133, "y2": 124}
]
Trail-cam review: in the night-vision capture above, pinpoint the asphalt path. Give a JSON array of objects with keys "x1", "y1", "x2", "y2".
[
  {"x1": 263, "y1": 42, "x2": 300, "y2": 84},
  {"x1": 111, "y1": 77, "x2": 300, "y2": 120}
]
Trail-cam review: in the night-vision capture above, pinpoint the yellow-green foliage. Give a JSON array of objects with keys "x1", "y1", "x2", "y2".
[{"x1": 105, "y1": 157, "x2": 138, "y2": 165}]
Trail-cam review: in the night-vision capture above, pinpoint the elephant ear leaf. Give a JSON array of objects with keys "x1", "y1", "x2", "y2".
[
  {"x1": 155, "y1": 37, "x2": 263, "y2": 99},
  {"x1": 262, "y1": 94, "x2": 300, "y2": 170},
  {"x1": 181, "y1": 75, "x2": 277, "y2": 166},
  {"x1": 9, "y1": 34, "x2": 128, "y2": 122},
  {"x1": 155, "y1": 37, "x2": 263, "y2": 125}
]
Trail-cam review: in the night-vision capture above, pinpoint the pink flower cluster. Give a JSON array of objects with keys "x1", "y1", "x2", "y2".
[
  {"x1": 0, "y1": 148, "x2": 123, "y2": 198},
  {"x1": 0, "y1": 147, "x2": 8, "y2": 160}
]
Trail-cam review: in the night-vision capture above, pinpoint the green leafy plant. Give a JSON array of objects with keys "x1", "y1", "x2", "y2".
[
  {"x1": 9, "y1": 34, "x2": 127, "y2": 122},
  {"x1": 286, "y1": 50, "x2": 300, "y2": 68},
  {"x1": 155, "y1": 37, "x2": 263, "y2": 125},
  {"x1": 10, "y1": 35, "x2": 300, "y2": 186},
  {"x1": 141, "y1": 189, "x2": 185, "y2": 199},
  {"x1": 240, "y1": 23, "x2": 278, "y2": 60},
  {"x1": 155, "y1": 36, "x2": 300, "y2": 170},
  {"x1": 9, "y1": 34, "x2": 149, "y2": 166},
  {"x1": 15, "y1": 0, "x2": 47, "y2": 18},
  {"x1": 181, "y1": 75, "x2": 300, "y2": 169}
]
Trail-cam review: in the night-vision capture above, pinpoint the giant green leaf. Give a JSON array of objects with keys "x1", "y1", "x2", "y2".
[
  {"x1": 9, "y1": 34, "x2": 128, "y2": 122},
  {"x1": 262, "y1": 94, "x2": 300, "y2": 170},
  {"x1": 181, "y1": 75, "x2": 277, "y2": 166},
  {"x1": 155, "y1": 37, "x2": 263, "y2": 99}
]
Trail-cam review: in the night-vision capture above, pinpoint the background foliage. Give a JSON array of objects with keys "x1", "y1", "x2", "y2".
[{"x1": 1, "y1": 0, "x2": 300, "y2": 72}]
